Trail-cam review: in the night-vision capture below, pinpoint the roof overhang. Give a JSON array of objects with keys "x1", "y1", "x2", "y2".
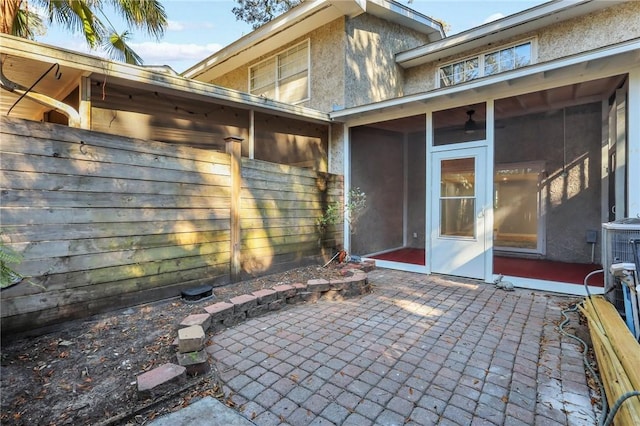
[
  {"x1": 396, "y1": 0, "x2": 627, "y2": 69},
  {"x1": 0, "y1": 34, "x2": 331, "y2": 125},
  {"x1": 182, "y1": 0, "x2": 444, "y2": 82},
  {"x1": 331, "y1": 38, "x2": 640, "y2": 125}
]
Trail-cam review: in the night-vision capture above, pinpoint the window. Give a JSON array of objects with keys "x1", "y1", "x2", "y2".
[
  {"x1": 249, "y1": 41, "x2": 309, "y2": 104},
  {"x1": 439, "y1": 58, "x2": 478, "y2": 87},
  {"x1": 438, "y1": 41, "x2": 533, "y2": 88}
]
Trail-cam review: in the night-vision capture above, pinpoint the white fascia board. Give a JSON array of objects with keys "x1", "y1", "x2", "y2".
[
  {"x1": 182, "y1": 0, "x2": 336, "y2": 80},
  {"x1": 396, "y1": 0, "x2": 625, "y2": 68},
  {"x1": 183, "y1": 0, "x2": 444, "y2": 82},
  {"x1": 331, "y1": 38, "x2": 640, "y2": 122},
  {"x1": 365, "y1": 0, "x2": 444, "y2": 40},
  {"x1": 0, "y1": 34, "x2": 331, "y2": 124}
]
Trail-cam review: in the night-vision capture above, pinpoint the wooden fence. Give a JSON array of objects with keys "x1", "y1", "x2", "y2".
[{"x1": 0, "y1": 117, "x2": 343, "y2": 335}]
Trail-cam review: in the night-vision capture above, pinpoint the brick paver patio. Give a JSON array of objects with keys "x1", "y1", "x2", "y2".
[{"x1": 206, "y1": 269, "x2": 598, "y2": 425}]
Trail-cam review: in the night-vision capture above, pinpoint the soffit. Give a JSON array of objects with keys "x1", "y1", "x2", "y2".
[
  {"x1": 1, "y1": 52, "x2": 85, "y2": 122},
  {"x1": 396, "y1": 0, "x2": 627, "y2": 69}
]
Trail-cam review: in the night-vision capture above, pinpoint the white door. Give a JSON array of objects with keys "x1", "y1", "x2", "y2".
[{"x1": 431, "y1": 147, "x2": 487, "y2": 279}]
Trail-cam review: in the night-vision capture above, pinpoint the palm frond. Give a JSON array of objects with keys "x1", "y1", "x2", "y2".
[
  {"x1": 104, "y1": 30, "x2": 143, "y2": 65},
  {"x1": 109, "y1": 0, "x2": 167, "y2": 39},
  {"x1": 47, "y1": 0, "x2": 105, "y2": 47},
  {"x1": 11, "y1": 8, "x2": 46, "y2": 39}
]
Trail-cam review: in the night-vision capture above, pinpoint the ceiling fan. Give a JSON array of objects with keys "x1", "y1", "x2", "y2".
[{"x1": 464, "y1": 109, "x2": 477, "y2": 134}]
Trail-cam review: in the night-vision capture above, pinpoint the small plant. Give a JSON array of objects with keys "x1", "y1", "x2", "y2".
[
  {"x1": 317, "y1": 202, "x2": 340, "y2": 230},
  {"x1": 345, "y1": 187, "x2": 366, "y2": 235},
  {"x1": 318, "y1": 187, "x2": 367, "y2": 235},
  {"x1": 1, "y1": 242, "x2": 25, "y2": 289},
  {"x1": 0, "y1": 238, "x2": 45, "y2": 290}
]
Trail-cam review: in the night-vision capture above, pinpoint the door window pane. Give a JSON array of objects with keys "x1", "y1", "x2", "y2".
[{"x1": 440, "y1": 157, "x2": 476, "y2": 238}]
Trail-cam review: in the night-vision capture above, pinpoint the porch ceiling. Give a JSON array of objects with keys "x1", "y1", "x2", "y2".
[
  {"x1": 362, "y1": 74, "x2": 625, "y2": 133},
  {"x1": 0, "y1": 54, "x2": 85, "y2": 122}
]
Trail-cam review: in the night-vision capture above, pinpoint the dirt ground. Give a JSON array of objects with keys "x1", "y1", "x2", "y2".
[{"x1": 0, "y1": 264, "x2": 346, "y2": 426}]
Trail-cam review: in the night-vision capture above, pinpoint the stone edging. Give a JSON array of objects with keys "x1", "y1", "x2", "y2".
[{"x1": 136, "y1": 261, "x2": 375, "y2": 398}]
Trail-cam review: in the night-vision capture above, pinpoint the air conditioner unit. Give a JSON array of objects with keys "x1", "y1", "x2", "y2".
[{"x1": 602, "y1": 218, "x2": 640, "y2": 310}]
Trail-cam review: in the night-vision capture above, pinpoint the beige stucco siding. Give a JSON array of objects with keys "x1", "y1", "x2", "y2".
[
  {"x1": 329, "y1": 123, "x2": 345, "y2": 175},
  {"x1": 345, "y1": 14, "x2": 431, "y2": 108},
  {"x1": 403, "y1": 2, "x2": 640, "y2": 95},
  {"x1": 210, "y1": 18, "x2": 346, "y2": 113},
  {"x1": 210, "y1": 66, "x2": 248, "y2": 92},
  {"x1": 537, "y1": 1, "x2": 640, "y2": 62},
  {"x1": 307, "y1": 18, "x2": 347, "y2": 113}
]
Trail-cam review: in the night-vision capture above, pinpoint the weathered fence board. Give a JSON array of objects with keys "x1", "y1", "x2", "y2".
[
  {"x1": 1, "y1": 220, "x2": 230, "y2": 243},
  {"x1": 1, "y1": 190, "x2": 231, "y2": 209},
  {"x1": 0, "y1": 170, "x2": 230, "y2": 196},
  {"x1": 1, "y1": 152, "x2": 231, "y2": 186},
  {"x1": 1, "y1": 117, "x2": 343, "y2": 335}
]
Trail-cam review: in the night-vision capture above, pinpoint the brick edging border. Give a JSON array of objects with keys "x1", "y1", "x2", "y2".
[{"x1": 137, "y1": 262, "x2": 375, "y2": 398}]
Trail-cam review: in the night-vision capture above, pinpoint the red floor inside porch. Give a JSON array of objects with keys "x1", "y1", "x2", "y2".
[{"x1": 369, "y1": 248, "x2": 604, "y2": 286}]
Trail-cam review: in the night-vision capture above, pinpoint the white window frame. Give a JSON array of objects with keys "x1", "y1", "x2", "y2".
[
  {"x1": 248, "y1": 39, "x2": 311, "y2": 104},
  {"x1": 437, "y1": 38, "x2": 537, "y2": 88}
]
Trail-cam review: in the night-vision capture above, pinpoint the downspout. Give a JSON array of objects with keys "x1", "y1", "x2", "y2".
[{"x1": 0, "y1": 58, "x2": 81, "y2": 127}]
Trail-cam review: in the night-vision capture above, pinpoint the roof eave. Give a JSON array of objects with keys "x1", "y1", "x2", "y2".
[
  {"x1": 0, "y1": 34, "x2": 331, "y2": 124},
  {"x1": 181, "y1": 0, "x2": 340, "y2": 81},
  {"x1": 183, "y1": 0, "x2": 444, "y2": 82},
  {"x1": 396, "y1": 0, "x2": 626, "y2": 69},
  {"x1": 332, "y1": 38, "x2": 640, "y2": 122}
]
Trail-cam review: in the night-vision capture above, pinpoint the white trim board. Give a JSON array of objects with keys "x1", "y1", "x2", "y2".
[{"x1": 494, "y1": 274, "x2": 605, "y2": 297}]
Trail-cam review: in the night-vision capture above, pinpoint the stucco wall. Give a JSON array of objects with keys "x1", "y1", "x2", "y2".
[
  {"x1": 329, "y1": 123, "x2": 345, "y2": 175},
  {"x1": 345, "y1": 13, "x2": 431, "y2": 108},
  {"x1": 537, "y1": 1, "x2": 640, "y2": 63},
  {"x1": 210, "y1": 18, "x2": 346, "y2": 113},
  {"x1": 403, "y1": 2, "x2": 640, "y2": 95},
  {"x1": 310, "y1": 18, "x2": 348, "y2": 112}
]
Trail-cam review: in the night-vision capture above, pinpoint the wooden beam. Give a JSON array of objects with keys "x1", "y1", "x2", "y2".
[{"x1": 226, "y1": 136, "x2": 243, "y2": 282}]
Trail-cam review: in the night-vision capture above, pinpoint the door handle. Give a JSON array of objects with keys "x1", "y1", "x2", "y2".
[{"x1": 477, "y1": 209, "x2": 484, "y2": 219}]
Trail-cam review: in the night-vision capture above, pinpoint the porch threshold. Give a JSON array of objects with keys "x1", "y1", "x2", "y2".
[{"x1": 492, "y1": 274, "x2": 605, "y2": 296}]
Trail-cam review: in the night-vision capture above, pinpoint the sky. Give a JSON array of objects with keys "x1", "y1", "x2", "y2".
[{"x1": 34, "y1": 0, "x2": 549, "y2": 74}]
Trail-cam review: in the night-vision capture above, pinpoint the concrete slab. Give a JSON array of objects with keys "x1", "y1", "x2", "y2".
[{"x1": 148, "y1": 396, "x2": 255, "y2": 426}]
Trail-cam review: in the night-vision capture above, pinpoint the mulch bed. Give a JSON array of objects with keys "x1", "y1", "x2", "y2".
[{"x1": 0, "y1": 264, "x2": 345, "y2": 425}]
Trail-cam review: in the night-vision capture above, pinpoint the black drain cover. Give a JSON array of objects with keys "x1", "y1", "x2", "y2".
[{"x1": 181, "y1": 285, "x2": 213, "y2": 301}]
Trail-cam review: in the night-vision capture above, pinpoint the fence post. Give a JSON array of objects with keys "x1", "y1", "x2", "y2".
[{"x1": 225, "y1": 136, "x2": 243, "y2": 282}]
